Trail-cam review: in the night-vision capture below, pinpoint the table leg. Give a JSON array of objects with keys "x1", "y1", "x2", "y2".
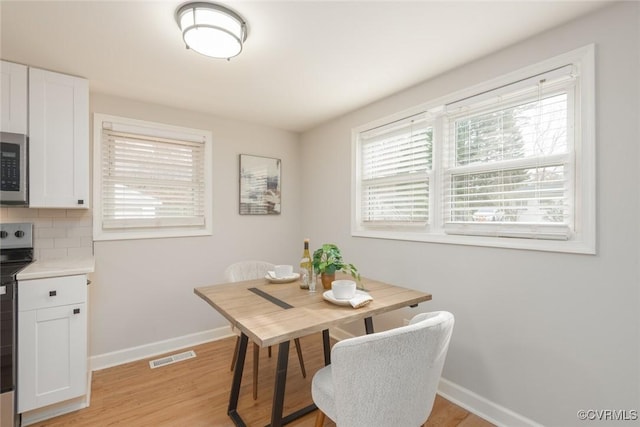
[
  {"x1": 364, "y1": 317, "x2": 374, "y2": 334},
  {"x1": 229, "y1": 333, "x2": 248, "y2": 426},
  {"x1": 293, "y1": 338, "x2": 306, "y2": 378},
  {"x1": 322, "y1": 329, "x2": 331, "y2": 365},
  {"x1": 227, "y1": 336, "x2": 315, "y2": 427},
  {"x1": 271, "y1": 340, "x2": 290, "y2": 427},
  {"x1": 253, "y1": 343, "x2": 260, "y2": 400}
]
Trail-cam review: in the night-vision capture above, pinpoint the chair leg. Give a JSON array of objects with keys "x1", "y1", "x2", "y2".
[
  {"x1": 244, "y1": 339, "x2": 303, "y2": 400},
  {"x1": 253, "y1": 343, "x2": 259, "y2": 400},
  {"x1": 230, "y1": 336, "x2": 240, "y2": 371},
  {"x1": 314, "y1": 410, "x2": 326, "y2": 427},
  {"x1": 293, "y1": 338, "x2": 306, "y2": 378}
]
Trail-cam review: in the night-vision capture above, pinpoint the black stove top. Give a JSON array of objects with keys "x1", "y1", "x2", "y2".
[
  {"x1": 1, "y1": 261, "x2": 31, "y2": 284},
  {"x1": 1, "y1": 262, "x2": 29, "y2": 276},
  {"x1": 0, "y1": 222, "x2": 34, "y2": 284}
]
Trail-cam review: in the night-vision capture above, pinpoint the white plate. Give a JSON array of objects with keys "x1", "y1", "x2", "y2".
[
  {"x1": 323, "y1": 290, "x2": 370, "y2": 306},
  {"x1": 265, "y1": 272, "x2": 300, "y2": 284}
]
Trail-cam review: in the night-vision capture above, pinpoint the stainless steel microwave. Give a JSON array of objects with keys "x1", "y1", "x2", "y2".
[{"x1": 0, "y1": 132, "x2": 28, "y2": 206}]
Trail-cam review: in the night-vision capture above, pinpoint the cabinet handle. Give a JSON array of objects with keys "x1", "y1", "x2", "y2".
[
  {"x1": 87, "y1": 279, "x2": 92, "y2": 286},
  {"x1": 73, "y1": 308, "x2": 81, "y2": 315},
  {"x1": 49, "y1": 290, "x2": 57, "y2": 297}
]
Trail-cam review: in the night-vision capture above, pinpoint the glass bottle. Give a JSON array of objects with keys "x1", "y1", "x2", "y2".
[{"x1": 299, "y1": 238, "x2": 312, "y2": 289}]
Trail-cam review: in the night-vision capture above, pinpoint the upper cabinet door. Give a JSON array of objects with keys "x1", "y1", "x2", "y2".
[
  {"x1": 29, "y1": 68, "x2": 89, "y2": 208},
  {"x1": 1, "y1": 61, "x2": 28, "y2": 134}
]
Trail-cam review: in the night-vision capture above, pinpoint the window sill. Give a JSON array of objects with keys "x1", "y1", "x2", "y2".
[
  {"x1": 351, "y1": 228, "x2": 595, "y2": 255},
  {"x1": 93, "y1": 227, "x2": 212, "y2": 242}
]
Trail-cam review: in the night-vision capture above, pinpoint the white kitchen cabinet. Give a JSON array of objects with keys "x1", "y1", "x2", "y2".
[
  {"x1": 0, "y1": 60, "x2": 28, "y2": 134},
  {"x1": 18, "y1": 275, "x2": 88, "y2": 413},
  {"x1": 28, "y1": 67, "x2": 89, "y2": 208}
]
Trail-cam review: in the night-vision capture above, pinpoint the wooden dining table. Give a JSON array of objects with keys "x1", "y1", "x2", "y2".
[{"x1": 194, "y1": 274, "x2": 432, "y2": 427}]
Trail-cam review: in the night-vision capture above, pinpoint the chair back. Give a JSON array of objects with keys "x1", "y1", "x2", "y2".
[
  {"x1": 330, "y1": 311, "x2": 454, "y2": 427},
  {"x1": 224, "y1": 260, "x2": 275, "y2": 282}
]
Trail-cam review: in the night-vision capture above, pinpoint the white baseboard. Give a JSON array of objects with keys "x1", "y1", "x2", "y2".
[
  {"x1": 90, "y1": 326, "x2": 346, "y2": 373},
  {"x1": 20, "y1": 395, "x2": 88, "y2": 426},
  {"x1": 89, "y1": 326, "x2": 541, "y2": 427},
  {"x1": 90, "y1": 326, "x2": 233, "y2": 371},
  {"x1": 437, "y1": 378, "x2": 543, "y2": 427},
  {"x1": 20, "y1": 367, "x2": 93, "y2": 426}
]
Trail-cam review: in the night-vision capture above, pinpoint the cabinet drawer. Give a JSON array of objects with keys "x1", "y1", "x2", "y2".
[{"x1": 18, "y1": 275, "x2": 86, "y2": 312}]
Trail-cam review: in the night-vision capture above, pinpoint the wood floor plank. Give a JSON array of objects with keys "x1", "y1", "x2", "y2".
[{"x1": 29, "y1": 333, "x2": 494, "y2": 427}]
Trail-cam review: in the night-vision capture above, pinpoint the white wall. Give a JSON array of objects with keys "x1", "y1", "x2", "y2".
[
  {"x1": 3, "y1": 2, "x2": 637, "y2": 425},
  {"x1": 88, "y1": 93, "x2": 302, "y2": 356},
  {"x1": 300, "y1": 3, "x2": 639, "y2": 426}
]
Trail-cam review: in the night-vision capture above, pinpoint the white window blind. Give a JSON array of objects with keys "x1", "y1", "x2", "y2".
[
  {"x1": 100, "y1": 123, "x2": 206, "y2": 230},
  {"x1": 351, "y1": 44, "x2": 594, "y2": 253},
  {"x1": 359, "y1": 114, "x2": 433, "y2": 225},
  {"x1": 443, "y1": 69, "x2": 576, "y2": 240}
]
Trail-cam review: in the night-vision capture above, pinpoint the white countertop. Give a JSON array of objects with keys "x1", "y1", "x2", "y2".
[{"x1": 17, "y1": 256, "x2": 95, "y2": 280}]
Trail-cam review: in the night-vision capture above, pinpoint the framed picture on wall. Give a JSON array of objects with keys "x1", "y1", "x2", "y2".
[{"x1": 239, "y1": 154, "x2": 281, "y2": 215}]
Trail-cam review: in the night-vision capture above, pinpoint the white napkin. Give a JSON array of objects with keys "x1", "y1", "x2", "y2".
[
  {"x1": 267, "y1": 271, "x2": 277, "y2": 279},
  {"x1": 349, "y1": 293, "x2": 373, "y2": 308}
]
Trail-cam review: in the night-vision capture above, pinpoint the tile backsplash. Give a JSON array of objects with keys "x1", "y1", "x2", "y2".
[{"x1": 0, "y1": 207, "x2": 93, "y2": 260}]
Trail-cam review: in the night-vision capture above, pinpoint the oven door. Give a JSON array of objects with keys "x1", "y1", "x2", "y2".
[
  {"x1": 0, "y1": 281, "x2": 15, "y2": 393},
  {"x1": 0, "y1": 132, "x2": 28, "y2": 206},
  {"x1": 0, "y1": 281, "x2": 16, "y2": 427}
]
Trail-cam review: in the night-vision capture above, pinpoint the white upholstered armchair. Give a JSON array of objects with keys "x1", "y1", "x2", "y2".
[
  {"x1": 311, "y1": 311, "x2": 455, "y2": 427},
  {"x1": 224, "y1": 260, "x2": 307, "y2": 400}
]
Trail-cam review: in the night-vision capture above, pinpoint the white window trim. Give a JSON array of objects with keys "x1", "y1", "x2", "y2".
[
  {"x1": 352, "y1": 44, "x2": 595, "y2": 254},
  {"x1": 93, "y1": 113, "x2": 213, "y2": 241}
]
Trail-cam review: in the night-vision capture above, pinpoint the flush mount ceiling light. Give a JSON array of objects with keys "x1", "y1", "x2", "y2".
[{"x1": 175, "y1": 2, "x2": 248, "y2": 60}]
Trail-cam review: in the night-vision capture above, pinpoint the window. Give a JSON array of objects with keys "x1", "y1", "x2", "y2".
[
  {"x1": 352, "y1": 45, "x2": 595, "y2": 253},
  {"x1": 359, "y1": 114, "x2": 433, "y2": 225},
  {"x1": 93, "y1": 114, "x2": 212, "y2": 241},
  {"x1": 444, "y1": 67, "x2": 575, "y2": 240}
]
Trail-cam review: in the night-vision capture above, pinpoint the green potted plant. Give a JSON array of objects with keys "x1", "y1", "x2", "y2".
[{"x1": 312, "y1": 243, "x2": 361, "y2": 290}]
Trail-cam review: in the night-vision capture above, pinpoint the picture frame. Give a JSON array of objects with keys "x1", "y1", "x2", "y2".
[{"x1": 239, "y1": 154, "x2": 281, "y2": 215}]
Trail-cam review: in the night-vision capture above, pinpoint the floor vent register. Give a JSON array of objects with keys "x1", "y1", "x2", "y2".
[{"x1": 149, "y1": 350, "x2": 196, "y2": 369}]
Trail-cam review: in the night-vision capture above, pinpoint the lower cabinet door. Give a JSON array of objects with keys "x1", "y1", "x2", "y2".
[{"x1": 18, "y1": 303, "x2": 87, "y2": 413}]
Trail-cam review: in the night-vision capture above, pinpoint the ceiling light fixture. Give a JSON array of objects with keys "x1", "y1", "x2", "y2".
[{"x1": 175, "y1": 2, "x2": 248, "y2": 60}]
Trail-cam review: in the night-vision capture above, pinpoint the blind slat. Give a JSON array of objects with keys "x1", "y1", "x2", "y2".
[
  {"x1": 360, "y1": 116, "x2": 433, "y2": 225},
  {"x1": 102, "y1": 128, "x2": 206, "y2": 230},
  {"x1": 354, "y1": 53, "x2": 588, "y2": 245},
  {"x1": 443, "y1": 72, "x2": 574, "y2": 237}
]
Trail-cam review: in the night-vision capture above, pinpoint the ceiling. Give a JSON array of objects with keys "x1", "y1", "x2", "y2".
[{"x1": 1, "y1": 1, "x2": 612, "y2": 133}]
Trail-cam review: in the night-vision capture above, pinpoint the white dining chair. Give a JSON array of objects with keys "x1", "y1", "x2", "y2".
[
  {"x1": 311, "y1": 311, "x2": 454, "y2": 427},
  {"x1": 224, "y1": 260, "x2": 307, "y2": 400}
]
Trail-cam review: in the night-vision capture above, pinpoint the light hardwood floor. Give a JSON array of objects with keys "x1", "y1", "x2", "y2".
[{"x1": 30, "y1": 333, "x2": 494, "y2": 427}]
